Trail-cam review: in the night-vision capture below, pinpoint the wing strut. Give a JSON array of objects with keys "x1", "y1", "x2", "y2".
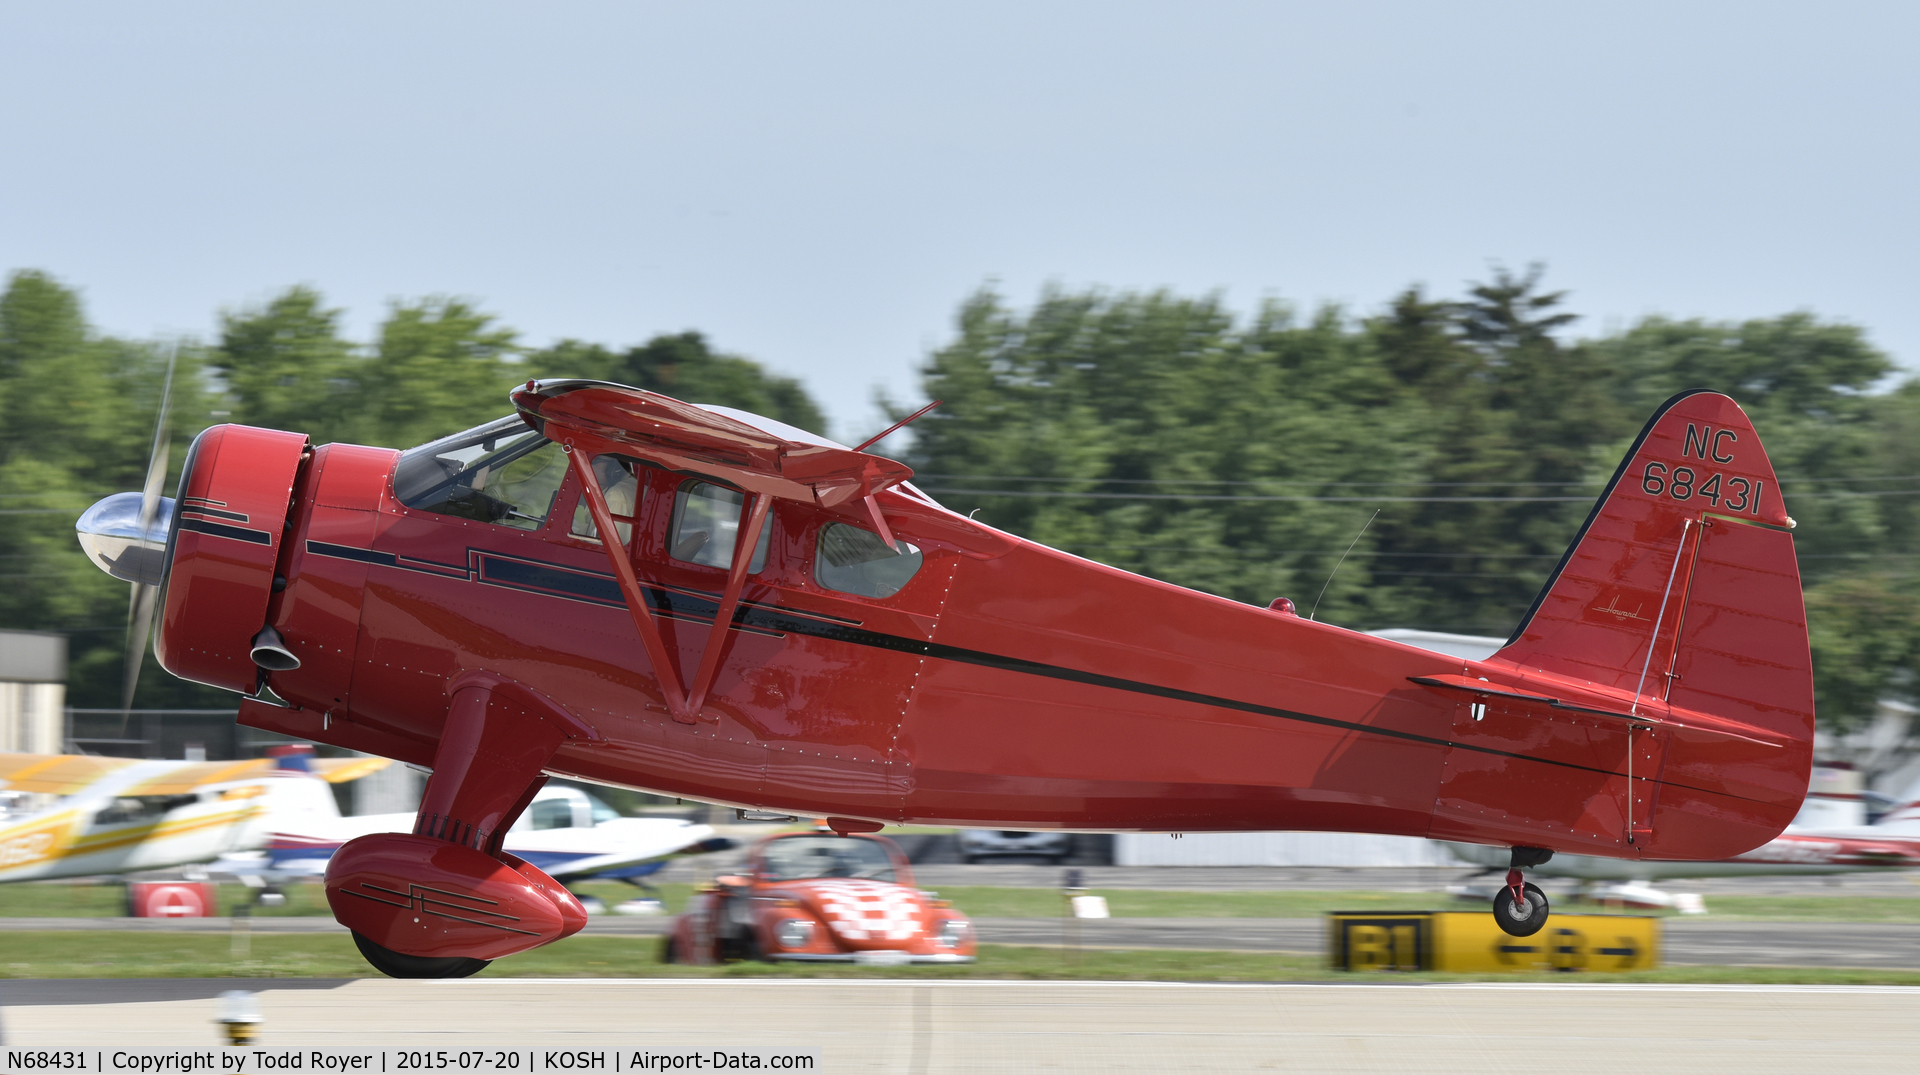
[
  {"x1": 683, "y1": 492, "x2": 770, "y2": 719},
  {"x1": 566, "y1": 443, "x2": 770, "y2": 725}
]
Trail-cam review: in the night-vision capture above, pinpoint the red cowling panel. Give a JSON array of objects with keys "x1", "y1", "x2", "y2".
[
  {"x1": 325, "y1": 833, "x2": 584, "y2": 961},
  {"x1": 156, "y1": 424, "x2": 310, "y2": 693},
  {"x1": 266, "y1": 443, "x2": 399, "y2": 716}
]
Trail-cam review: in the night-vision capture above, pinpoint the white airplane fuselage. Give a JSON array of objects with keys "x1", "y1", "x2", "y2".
[
  {"x1": 0, "y1": 767, "x2": 340, "y2": 883},
  {"x1": 248, "y1": 784, "x2": 719, "y2": 885}
]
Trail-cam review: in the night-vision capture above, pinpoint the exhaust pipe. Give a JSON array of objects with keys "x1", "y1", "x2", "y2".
[{"x1": 249, "y1": 626, "x2": 301, "y2": 671}]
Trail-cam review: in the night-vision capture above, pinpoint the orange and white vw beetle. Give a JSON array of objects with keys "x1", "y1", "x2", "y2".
[{"x1": 664, "y1": 827, "x2": 975, "y2": 965}]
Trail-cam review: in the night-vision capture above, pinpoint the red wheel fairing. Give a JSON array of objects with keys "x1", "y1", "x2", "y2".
[{"x1": 325, "y1": 833, "x2": 586, "y2": 962}]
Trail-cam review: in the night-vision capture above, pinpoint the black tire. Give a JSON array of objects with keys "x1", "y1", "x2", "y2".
[
  {"x1": 659, "y1": 933, "x2": 679, "y2": 964},
  {"x1": 351, "y1": 931, "x2": 492, "y2": 979},
  {"x1": 718, "y1": 930, "x2": 765, "y2": 963},
  {"x1": 1492, "y1": 882, "x2": 1550, "y2": 937}
]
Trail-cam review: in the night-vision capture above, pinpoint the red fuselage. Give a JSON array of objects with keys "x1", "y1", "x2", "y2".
[{"x1": 155, "y1": 390, "x2": 1811, "y2": 866}]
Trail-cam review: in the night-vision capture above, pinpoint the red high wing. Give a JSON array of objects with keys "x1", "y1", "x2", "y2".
[{"x1": 512, "y1": 379, "x2": 913, "y2": 508}]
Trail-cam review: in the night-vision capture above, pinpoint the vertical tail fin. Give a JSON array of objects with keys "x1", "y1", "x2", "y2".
[{"x1": 1492, "y1": 390, "x2": 1814, "y2": 838}]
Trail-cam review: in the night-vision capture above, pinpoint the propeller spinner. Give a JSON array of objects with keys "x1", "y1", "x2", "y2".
[{"x1": 75, "y1": 490, "x2": 174, "y2": 585}]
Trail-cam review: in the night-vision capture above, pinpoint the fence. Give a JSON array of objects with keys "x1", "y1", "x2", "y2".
[{"x1": 64, "y1": 708, "x2": 304, "y2": 761}]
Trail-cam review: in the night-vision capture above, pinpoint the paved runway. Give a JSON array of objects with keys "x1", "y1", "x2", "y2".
[
  {"x1": 9, "y1": 914, "x2": 1920, "y2": 969},
  {"x1": 5, "y1": 978, "x2": 1918, "y2": 1073}
]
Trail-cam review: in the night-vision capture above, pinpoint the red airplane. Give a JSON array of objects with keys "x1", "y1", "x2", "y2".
[{"x1": 76, "y1": 383, "x2": 1813, "y2": 976}]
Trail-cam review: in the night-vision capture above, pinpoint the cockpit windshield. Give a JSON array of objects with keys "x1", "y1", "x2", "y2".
[
  {"x1": 758, "y1": 835, "x2": 898, "y2": 883},
  {"x1": 393, "y1": 416, "x2": 568, "y2": 530}
]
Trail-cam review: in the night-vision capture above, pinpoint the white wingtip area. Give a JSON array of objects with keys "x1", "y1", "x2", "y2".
[{"x1": 692, "y1": 404, "x2": 854, "y2": 451}]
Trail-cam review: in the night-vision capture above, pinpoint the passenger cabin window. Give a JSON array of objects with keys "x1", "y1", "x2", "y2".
[
  {"x1": 528, "y1": 798, "x2": 574, "y2": 830},
  {"x1": 669, "y1": 481, "x2": 770, "y2": 572},
  {"x1": 570, "y1": 455, "x2": 640, "y2": 546},
  {"x1": 393, "y1": 417, "x2": 567, "y2": 531},
  {"x1": 815, "y1": 522, "x2": 922, "y2": 598}
]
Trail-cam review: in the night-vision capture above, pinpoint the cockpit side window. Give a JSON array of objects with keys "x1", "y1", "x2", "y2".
[
  {"x1": 393, "y1": 416, "x2": 568, "y2": 531},
  {"x1": 814, "y1": 522, "x2": 922, "y2": 598},
  {"x1": 584, "y1": 792, "x2": 621, "y2": 826},
  {"x1": 669, "y1": 481, "x2": 770, "y2": 572},
  {"x1": 90, "y1": 794, "x2": 197, "y2": 827},
  {"x1": 570, "y1": 455, "x2": 640, "y2": 546},
  {"x1": 527, "y1": 797, "x2": 574, "y2": 830}
]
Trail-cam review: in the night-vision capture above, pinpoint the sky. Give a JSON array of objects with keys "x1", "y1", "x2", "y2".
[{"x1": 3, "y1": 3, "x2": 1915, "y2": 441}]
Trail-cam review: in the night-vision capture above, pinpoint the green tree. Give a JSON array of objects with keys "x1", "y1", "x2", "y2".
[
  {"x1": 211, "y1": 286, "x2": 360, "y2": 446},
  {"x1": 906, "y1": 288, "x2": 1410, "y2": 620},
  {"x1": 0, "y1": 270, "x2": 223, "y2": 710},
  {"x1": 1366, "y1": 268, "x2": 1628, "y2": 634},
  {"x1": 345, "y1": 298, "x2": 523, "y2": 449},
  {"x1": 1587, "y1": 312, "x2": 1894, "y2": 580},
  {"x1": 1805, "y1": 576, "x2": 1920, "y2": 734}
]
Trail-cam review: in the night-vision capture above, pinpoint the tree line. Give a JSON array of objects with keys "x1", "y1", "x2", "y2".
[
  {"x1": 900, "y1": 268, "x2": 1919, "y2": 733},
  {"x1": 2, "y1": 266, "x2": 1914, "y2": 730}
]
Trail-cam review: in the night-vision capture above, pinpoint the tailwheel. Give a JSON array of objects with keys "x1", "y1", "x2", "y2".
[
  {"x1": 1492, "y1": 874, "x2": 1550, "y2": 937},
  {"x1": 352, "y1": 931, "x2": 492, "y2": 979}
]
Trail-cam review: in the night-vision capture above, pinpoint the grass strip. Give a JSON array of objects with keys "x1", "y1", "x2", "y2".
[
  {"x1": 4, "y1": 932, "x2": 1920, "y2": 986},
  {"x1": 4, "y1": 882, "x2": 1917, "y2": 922}
]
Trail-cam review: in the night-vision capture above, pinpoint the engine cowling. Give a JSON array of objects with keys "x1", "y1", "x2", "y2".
[{"x1": 155, "y1": 424, "x2": 311, "y2": 693}]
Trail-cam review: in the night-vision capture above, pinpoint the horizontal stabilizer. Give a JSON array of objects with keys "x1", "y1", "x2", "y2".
[{"x1": 1409, "y1": 674, "x2": 1788, "y2": 748}]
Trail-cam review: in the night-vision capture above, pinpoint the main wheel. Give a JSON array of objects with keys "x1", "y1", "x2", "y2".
[
  {"x1": 351, "y1": 931, "x2": 492, "y2": 979},
  {"x1": 1492, "y1": 882, "x2": 1550, "y2": 937}
]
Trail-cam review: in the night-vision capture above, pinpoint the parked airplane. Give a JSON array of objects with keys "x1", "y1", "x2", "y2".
[
  {"x1": 0, "y1": 749, "x2": 386, "y2": 883},
  {"x1": 224, "y1": 781, "x2": 731, "y2": 912},
  {"x1": 77, "y1": 384, "x2": 1817, "y2": 975}
]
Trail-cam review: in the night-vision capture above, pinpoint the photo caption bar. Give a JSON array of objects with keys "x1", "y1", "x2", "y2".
[{"x1": 1, "y1": 1051, "x2": 819, "y2": 1074}]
